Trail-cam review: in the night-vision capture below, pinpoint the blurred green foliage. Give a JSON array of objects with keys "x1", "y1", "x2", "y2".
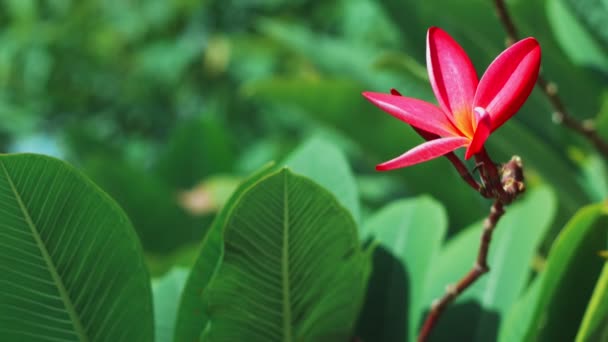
[
  {"x1": 2, "y1": 0, "x2": 608, "y2": 340},
  {"x1": 4, "y1": 0, "x2": 607, "y2": 238}
]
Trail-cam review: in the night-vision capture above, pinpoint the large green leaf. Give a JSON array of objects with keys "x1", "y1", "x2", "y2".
[
  {"x1": 174, "y1": 163, "x2": 278, "y2": 341},
  {"x1": 498, "y1": 276, "x2": 543, "y2": 342},
  {"x1": 423, "y1": 187, "x2": 557, "y2": 341},
  {"x1": 199, "y1": 168, "x2": 370, "y2": 341},
  {"x1": 284, "y1": 136, "x2": 360, "y2": 223},
  {"x1": 357, "y1": 196, "x2": 447, "y2": 342},
  {"x1": 519, "y1": 202, "x2": 608, "y2": 342},
  {"x1": 153, "y1": 267, "x2": 189, "y2": 342},
  {"x1": 576, "y1": 261, "x2": 608, "y2": 342},
  {"x1": 565, "y1": 0, "x2": 608, "y2": 53},
  {"x1": 0, "y1": 153, "x2": 153, "y2": 341},
  {"x1": 547, "y1": 0, "x2": 608, "y2": 71}
]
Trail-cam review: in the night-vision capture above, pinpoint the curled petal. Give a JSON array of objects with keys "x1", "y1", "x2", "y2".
[
  {"x1": 427, "y1": 27, "x2": 478, "y2": 121},
  {"x1": 376, "y1": 136, "x2": 470, "y2": 171},
  {"x1": 465, "y1": 107, "x2": 492, "y2": 159},
  {"x1": 362, "y1": 91, "x2": 460, "y2": 137},
  {"x1": 473, "y1": 37, "x2": 541, "y2": 131}
]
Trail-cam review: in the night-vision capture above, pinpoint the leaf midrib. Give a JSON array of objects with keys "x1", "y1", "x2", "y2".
[
  {"x1": 281, "y1": 171, "x2": 292, "y2": 342},
  {"x1": 1, "y1": 161, "x2": 89, "y2": 342}
]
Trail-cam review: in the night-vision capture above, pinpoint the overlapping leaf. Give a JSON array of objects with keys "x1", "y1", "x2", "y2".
[
  {"x1": 177, "y1": 167, "x2": 370, "y2": 341},
  {"x1": 514, "y1": 202, "x2": 608, "y2": 342}
]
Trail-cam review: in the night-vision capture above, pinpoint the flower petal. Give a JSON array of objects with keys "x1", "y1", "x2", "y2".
[
  {"x1": 390, "y1": 88, "x2": 441, "y2": 141},
  {"x1": 465, "y1": 107, "x2": 492, "y2": 159},
  {"x1": 427, "y1": 27, "x2": 478, "y2": 122},
  {"x1": 473, "y1": 37, "x2": 541, "y2": 131},
  {"x1": 376, "y1": 136, "x2": 470, "y2": 171},
  {"x1": 362, "y1": 91, "x2": 460, "y2": 137}
]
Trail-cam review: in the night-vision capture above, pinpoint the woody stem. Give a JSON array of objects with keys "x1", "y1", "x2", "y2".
[
  {"x1": 418, "y1": 150, "x2": 524, "y2": 342},
  {"x1": 417, "y1": 200, "x2": 504, "y2": 342}
]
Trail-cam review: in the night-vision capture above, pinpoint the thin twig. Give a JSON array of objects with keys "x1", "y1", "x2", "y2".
[
  {"x1": 417, "y1": 200, "x2": 505, "y2": 342},
  {"x1": 493, "y1": 0, "x2": 608, "y2": 158},
  {"x1": 417, "y1": 152, "x2": 525, "y2": 342}
]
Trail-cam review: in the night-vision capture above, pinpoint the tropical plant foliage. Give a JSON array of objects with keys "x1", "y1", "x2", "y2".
[{"x1": 1, "y1": 0, "x2": 607, "y2": 341}]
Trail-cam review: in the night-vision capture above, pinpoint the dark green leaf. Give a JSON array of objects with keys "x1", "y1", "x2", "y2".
[
  {"x1": 197, "y1": 168, "x2": 370, "y2": 341},
  {"x1": 0, "y1": 153, "x2": 153, "y2": 341},
  {"x1": 174, "y1": 163, "x2": 279, "y2": 341},
  {"x1": 520, "y1": 202, "x2": 608, "y2": 341},
  {"x1": 576, "y1": 262, "x2": 608, "y2": 342}
]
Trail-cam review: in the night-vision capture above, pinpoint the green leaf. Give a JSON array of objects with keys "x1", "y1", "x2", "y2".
[
  {"x1": 423, "y1": 187, "x2": 557, "y2": 341},
  {"x1": 284, "y1": 136, "x2": 360, "y2": 223},
  {"x1": 521, "y1": 202, "x2": 608, "y2": 342},
  {"x1": 358, "y1": 196, "x2": 447, "y2": 342},
  {"x1": 498, "y1": 276, "x2": 543, "y2": 342},
  {"x1": 174, "y1": 163, "x2": 279, "y2": 341},
  {"x1": 577, "y1": 153, "x2": 608, "y2": 202},
  {"x1": 547, "y1": 0, "x2": 608, "y2": 71},
  {"x1": 0, "y1": 153, "x2": 153, "y2": 341},
  {"x1": 565, "y1": 0, "x2": 608, "y2": 52},
  {"x1": 153, "y1": 267, "x2": 189, "y2": 342},
  {"x1": 576, "y1": 262, "x2": 608, "y2": 342},
  {"x1": 199, "y1": 168, "x2": 370, "y2": 341}
]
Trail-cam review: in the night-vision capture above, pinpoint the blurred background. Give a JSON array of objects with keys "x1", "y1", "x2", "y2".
[{"x1": 1, "y1": 0, "x2": 607, "y2": 269}]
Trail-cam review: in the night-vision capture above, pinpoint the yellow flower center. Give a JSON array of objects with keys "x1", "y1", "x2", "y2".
[{"x1": 451, "y1": 108, "x2": 476, "y2": 139}]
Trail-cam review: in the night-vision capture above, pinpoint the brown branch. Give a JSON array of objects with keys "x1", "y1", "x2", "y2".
[
  {"x1": 417, "y1": 153, "x2": 525, "y2": 342},
  {"x1": 493, "y1": 0, "x2": 608, "y2": 158},
  {"x1": 418, "y1": 200, "x2": 505, "y2": 342}
]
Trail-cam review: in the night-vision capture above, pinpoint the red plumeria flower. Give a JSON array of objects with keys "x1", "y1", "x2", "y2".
[{"x1": 363, "y1": 27, "x2": 541, "y2": 171}]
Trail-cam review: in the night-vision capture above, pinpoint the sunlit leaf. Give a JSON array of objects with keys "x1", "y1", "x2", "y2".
[
  {"x1": 153, "y1": 267, "x2": 189, "y2": 342},
  {"x1": 284, "y1": 136, "x2": 360, "y2": 222},
  {"x1": 358, "y1": 196, "x2": 447, "y2": 342}
]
